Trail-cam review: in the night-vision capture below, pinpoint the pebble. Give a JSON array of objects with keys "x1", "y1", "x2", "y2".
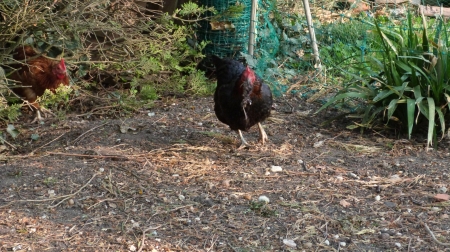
[
  {"x1": 339, "y1": 242, "x2": 346, "y2": 247},
  {"x1": 431, "y1": 207, "x2": 440, "y2": 212},
  {"x1": 438, "y1": 187, "x2": 447, "y2": 193},
  {"x1": 324, "y1": 240, "x2": 330, "y2": 245},
  {"x1": 304, "y1": 242, "x2": 313, "y2": 248},
  {"x1": 313, "y1": 140, "x2": 324, "y2": 148},
  {"x1": 48, "y1": 190, "x2": 55, "y2": 197},
  {"x1": 375, "y1": 195, "x2": 381, "y2": 201},
  {"x1": 68, "y1": 199, "x2": 74, "y2": 205},
  {"x1": 283, "y1": 239, "x2": 297, "y2": 248},
  {"x1": 129, "y1": 245, "x2": 137, "y2": 251},
  {"x1": 395, "y1": 242, "x2": 402, "y2": 248},
  {"x1": 258, "y1": 195, "x2": 270, "y2": 203},
  {"x1": 380, "y1": 233, "x2": 390, "y2": 240},
  {"x1": 270, "y1": 166, "x2": 283, "y2": 172},
  {"x1": 178, "y1": 194, "x2": 185, "y2": 201},
  {"x1": 348, "y1": 172, "x2": 359, "y2": 179},
  {"x1": 222, "y1": 180, "x2": 231, "y2": 187}
]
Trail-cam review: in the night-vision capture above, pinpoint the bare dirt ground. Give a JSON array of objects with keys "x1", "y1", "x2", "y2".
[{"x1": 0, "y1": 95, "x2": 449, "y2": 252}]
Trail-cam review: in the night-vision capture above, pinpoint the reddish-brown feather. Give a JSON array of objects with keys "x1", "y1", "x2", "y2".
[{"x1": 9, "y1": 45, "x2": 69, "y2": 110}]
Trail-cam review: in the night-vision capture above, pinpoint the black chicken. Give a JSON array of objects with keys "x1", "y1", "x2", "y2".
[{"x1": 211, "y1": 55, "x2": 273, "y2": 148}]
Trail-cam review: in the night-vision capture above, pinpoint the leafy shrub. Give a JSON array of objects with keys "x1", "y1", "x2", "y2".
[{"x1": 318, "y1": 12, "x2": 450, "y2": 148}]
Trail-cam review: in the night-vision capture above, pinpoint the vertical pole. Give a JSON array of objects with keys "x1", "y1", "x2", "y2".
[
  {"x1": 302, "y1": 0, "x2": 322, "y2": 69},
  {"x1": 248, "y1": 0, "x2": 258, "y2": 56}
]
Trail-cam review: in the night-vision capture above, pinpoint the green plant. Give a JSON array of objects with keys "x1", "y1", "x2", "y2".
[{"x1": 318, "y1": 12, "x2": 450, "y2": 148}]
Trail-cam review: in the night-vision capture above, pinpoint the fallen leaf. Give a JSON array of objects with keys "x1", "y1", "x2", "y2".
[
  {"x1": 340, "y1": 199, "x2": 351, "y2": 207},
  {"x1": 434, "y1": 194, "x2": 449, "y2": 202}
]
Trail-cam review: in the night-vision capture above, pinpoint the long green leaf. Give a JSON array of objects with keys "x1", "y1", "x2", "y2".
[
  {"x1": 406, "y1": 98, "x2": 415, "y2": 139},
  {"x1": 435, "y1": 107, "x2": 445, "y2": 139},
  {"x1": 316, "y1": 92, "x2": 369, "y2": 113},
  {"x1": 373, "y1": 90, "x2": 394, "y2": 103},
  {"x1": 386, "y1": 99, "x2": 399, "y2": 122},
  {"x1": 426, "y1": 97, "x2": 435, "y2": 147}
]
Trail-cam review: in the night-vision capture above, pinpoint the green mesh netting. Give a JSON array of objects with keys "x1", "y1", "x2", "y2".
[
  {"x1": 197, "y1": 0, "x2": 252, "y2": 59},
  {"x1": 417, "y1": 0, "x2": 450, "y2": 6},
  {"x1": 197, "y1": 0, "x2": 285, "y2": 96}
]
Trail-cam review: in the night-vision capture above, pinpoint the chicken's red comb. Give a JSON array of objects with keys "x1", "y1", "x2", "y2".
[{"x1": 59, "y1": 58, "x2": 66, "y2": 70}]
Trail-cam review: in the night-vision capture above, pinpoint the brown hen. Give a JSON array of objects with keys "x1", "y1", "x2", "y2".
[{"x1": 8, "y1": 45, "x2": 70, "y2": 123}]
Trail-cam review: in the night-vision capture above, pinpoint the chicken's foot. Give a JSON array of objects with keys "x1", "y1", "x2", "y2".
[
  {"x1": 30, "y1": 107, "x2": 56, "y2": 124},
  {"x1": 237, "y1": 129, "x2": 251, "y2": 149},
  {"x1": 257, "y1": 123, "x2": 268, "y2": 145}
]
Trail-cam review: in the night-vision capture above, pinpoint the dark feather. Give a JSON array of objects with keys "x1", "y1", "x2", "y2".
[{"x1": 211, "y1": 55, "x2": 272, "y2": 132}]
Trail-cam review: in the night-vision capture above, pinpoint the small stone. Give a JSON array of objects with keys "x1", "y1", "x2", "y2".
[
  {"x1": 380, "y1": 233, "x2": 390, "y2": 240},
  {"x1": 222, "y1": 180, "x2": 231, "y2": 187},
  {"x1": 339, "y1": 242, "x2": 346, "y2": 247},
  {"x1": 437, "y1": 187, "x2": 447, "y2": 193},
  {"x1": 48, "y1": 190, "x2": 55, "y2": 197},
  {"x1": 336, "y1": 176, "x2": 344, "y2": 182},
  {"x1": 390, "y1": 174, "x2": 400, "y2": 180},
  {"x1": 348, "y1": 172, "x2": 359, "y2": 179},
  {"x1": 333, "y1": 234, "x2": 339, "y2": 239},
  {"x1": 375, "y1": 195, "x2": 381, "y2": 201},
  {"x1": 324, "y1": 240, "x2": 330, "y2": 245},
  {"x1": 384, "y1": 201, "x2": 396, "y2": 208},
  {"x1": 178, "y1": 194, "x2": 185, "y2": 201},
  {"x1": 99, "y1": 167, "x2": 104, "y2": 172},
  {"x1": 258, "y1": 195, "x2": 270, "y2": 203},
  {"x1": 270, "y1": 166, "x2": 283, "y2": 172},
  {"x1": 148, "y1": 112, "x2": 155, "y2": 117},
  {"x1": 229, "y1": 194, "x2": 238, "y2": 199},
  {"x1": 313, "y1": 140, "x2": 324, "y2": 148},
  {"x1": 304, "y1": 242, "x2": 313, "y2": 248},
  {"x1": 283, "y1": 239, "x2": 297, "y2": 248},
  {"x1": 68, "y1": 199, "x2": 75, "y2": 205},
  {"x1": 129, "y1": 244, "x2": 137, "y2": 251},
  {"x1": 431, "y1": 207, "x2": 440, "y2": 212},
  {"x1": 395, "y1": 242, "x2": 401, "y2": 248}
]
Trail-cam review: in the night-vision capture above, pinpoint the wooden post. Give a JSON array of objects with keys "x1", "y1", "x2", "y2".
[
  {"x1": 248, "y1": 0, "x2": 257, "y2": 56},
  {"x1": 302, "y1": 0, "x2": 322, "y2": 69}
]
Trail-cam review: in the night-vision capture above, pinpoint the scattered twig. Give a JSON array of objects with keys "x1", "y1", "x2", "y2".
[
  {"x1": 48, "y1": 152, "x2": 128, "y2": 160},
  {"x1": 31, "y1": 132, "x2": 66, "y2": 154},
  {"x1": 50, "y1": 172, "x2": 100, "y2": 208},
  {"x1": 0, "y1": 172, "x2": 99, "y2": 208},
  {"x1": 147, "y1": 204, "x2": 194, "y2": 222},
  {"x1": 0, "y1": 137, "x2": 17, "y2": 150},
  {"x1": 72, "y1": 121, "x2": 109, "y2": 144},
  {"x1": 137, "y1": 225, "x2": 163, "y2": 252},
  {"x1": 421, "y1": 220, "x2": 450, "y2": 246}
]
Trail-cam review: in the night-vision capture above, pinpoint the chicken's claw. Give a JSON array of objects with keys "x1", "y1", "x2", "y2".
[
  {"x1": 237, "y1": 129, "x2": 252, "y2": 149},
  {"x1": 257, "y1": 123, "x2": 268, "y2": 145},
  {"x1": 30, "y1": 107, "x2": 55, "y2": 124}
]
